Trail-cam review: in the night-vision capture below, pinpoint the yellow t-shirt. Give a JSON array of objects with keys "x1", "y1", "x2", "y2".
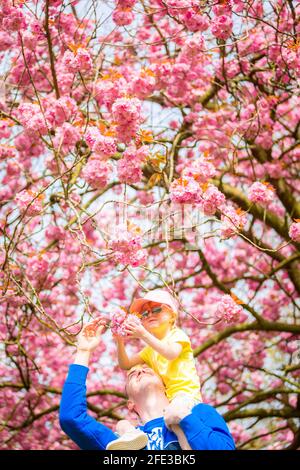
[{"x1": 139, "y1": 327, "x2": 202, "y2": 401}]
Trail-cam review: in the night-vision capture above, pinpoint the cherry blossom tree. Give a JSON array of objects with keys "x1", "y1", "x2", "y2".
[{"x1": 0, "y1": 0, "x2": 299, "y2": 450}]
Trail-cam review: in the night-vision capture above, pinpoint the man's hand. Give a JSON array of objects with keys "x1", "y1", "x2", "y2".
[
  {"x1": 163, "y1": 397, "x2": 195, "y2": 427},
  {"x1": 77, "y1": 317, "x2": 107, "y2": 352}
]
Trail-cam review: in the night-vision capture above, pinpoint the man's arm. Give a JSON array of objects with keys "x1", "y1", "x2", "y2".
[
  {"x1": 59, "y1": 319, "x2": 117, "y2": 450},
  {"x1": 179, "y1": 406, "x2": 235, "y2": 450},
  {"x1": 164, "y1": 403, "x2": 235, "y2": 450},
  {"x1": 59, "y1": 364, "x2": 117, "y2": 450}
]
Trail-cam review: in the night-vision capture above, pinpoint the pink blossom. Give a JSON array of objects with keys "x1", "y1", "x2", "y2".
[
  {"x1": 110, "y1": 308, "x2": 127, "y2": 336},
  {"x1": 2, "y1": 7, "x2": 27, "y2": 31},
  {"x1": 117, "y1": 145, "x2": 147, "y2": 184},
  {"x1": 0, "y1": 146, "x2": 15, "y2": 161},
  {"x1": 117, "y1": 157, "x2": 142, "y2": 184},
  {"x1": 26, "y1": 255, "x2": 49, "y2": 281},
  {"x1": 45, "y1": 225, "x2": 66, "y2": 241},
  {"x1": 108, "y1": 224, "x2": 146, "y2": 267},
  {"x1": 21, "y1": 31, "x2": 37, "y2": 50},
  {"x1": 199, "y1": 184, "x2": 226, "y2": 215},
  {"x1": 130, "y1": 248, "x2": 147, "y2": 267},
  {"x1": 211, "y1": 15, "x2": 233, "y2": 40},
  {"x1": 289, "y1": 222, "x2": 300, "y2": 242},
  {"x1": 248, "y1": 182, "x2": 275, "y2": 205},
  {"x1": 221, "y1": 205, "x2": 247, "y2": 239},
  {"x1": 112, "y1": 9, "x2": 135, "y2": 26},
  {"x1": 181, "y1": 33, "x2": 205, "y2": 58},
  {"x1": 264, "y1": 161, "x2": 284, "y2": 179},
  {"x1": 44, "y1": 97, "x2": 78, "y2": 128},
  {"x1": 76, "y1": 48, "x2": 93, "y2": 72},
  {"x1": 115, "y1": 122, "x2": 140, "y2": 143},
  {"x1": 131, "y1": 70, "x2": 156, "y2": 99},
  {"x1": 112, "y1": 97, "x2": 142, "y2": 142},
  {"x1": 182, "y1": 157, "x2": 216, "y2": 182},
  {"x1": 183, "y1": 11, "x2": 209, "y2": 32},
  {"x1": 215, "y1": 294, "x2": 243, "y2": 323},
  {"x1": 93, "y1": 80, "x2": 122, "y2": 109},
  {"x1": 112, "y1": 97, "x2": 142, "y2": 126},
  {"x1": 15, "y1": 189, "x2": 44, "y2": 217},
  {"x1": 17, "y1": 103, "x2": 48, "y2": 136},
  {"x1": 82, "y1": 158, "x2": 112, "y2": 189},
  {"x1": 255, "y1": 131, "x2": 273, "y2": 150},
  {"x1": 6, "y1": 161, "x2": 20, "y2": 176},
  {"x1": 170, "y1": 176, "x2": 201, "y2": 204},
  {"x1": 14, "y1": 133, "x2": 45, "y2": 158},
  {"x1": 0, "y1": 31, "x2": 14, "y2": 51},
  {"x1": 62, "y1": 48, "x2": 93, "y2": 74},
  {"x1": 92, "y1": 134, "x2": 117, "y2": 159},
  {"x1": 0, "y1": 120, "x2": 11, "y2": 139},
  {"x1": 56, "y1": 70, "x2": 74, "y2": 96},
  {"x1": 117, "y1": 0, "x2": 136, "y2": 7},
  {"x1": 110, "y1": 311, "x2": 141, "y2": 337},
  {"x1": 54, "y1": 123, "x2": 81, "y2": 152},
  {"x1": 85, "y1": 126, "x2": 102, "y2": 148}
]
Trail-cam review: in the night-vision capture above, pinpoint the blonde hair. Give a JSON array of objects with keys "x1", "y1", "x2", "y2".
[{"x1": 162, "y1": 304, "x2": 177, "y2": 326}]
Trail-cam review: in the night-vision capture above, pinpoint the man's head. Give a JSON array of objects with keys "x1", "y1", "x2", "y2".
[{"x1": 125, "y1": 364, "x2": 167, "y2": 414}]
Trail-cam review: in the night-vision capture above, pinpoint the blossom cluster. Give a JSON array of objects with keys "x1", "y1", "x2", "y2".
[
  {"x1": 289, "y1": 221, "x2": 300, "y2": 242},
  {"x1": 117, "y1": 145, "x2": 148, "y2": 184},
  {"x1": 15, "y1": 189, "x2": 44, "y2": 217},
  {"x1": 248, "y1": 182, "x2": 275, "y2": 205},
  {"x1": 182, "y1": 157, "x2": 216, "y2": 183},
  {"x1": 211, "y1": 12, "x2": 233, "y2": 40},
  {"x1": 62, "y1": 48, "x2": 93, "y2": 74},
  {"x1": 0, "y1": 3, "x2": 27, "y2": 32},
  {"x1": 53, "y1": 123, "x2": 81, "y2": 154},
  {"x1": 199, "y1": 184, "x2": 226, "y2": 215},
  {"x1": 44, "y1": 97, "x2": 78, "y2": 128},
  {"x1": 112, "y1": 97, "x2": 142, "y2": 143},
  {"x1": 16, "y1": 103, "x2": 48, "y2": 136},
  {"x1": 26, "y1": 255, "x2": 49, "y2": 281},
  {"x1": 170, "y1": 176, "x2": 201, "y2": 204},
  {"x1": 45, "y1": 225, "x2": 66, "y2": 241},
  {"x1": 85, "y1": 127, "x2": 117, "y2": 160},
  {"x1": 108, "y1": 224, "x2": 147, "y2": 267},
  {"x1": 110, "y1": 310, "x2": 141, "y2": 337},
  {"x1": 112, "y1": 0, "x2": 136, "y2": 26},
  {"x1": 82, "y1": 159, "x2": 113, "y2": 189},
  {"x1": 130, "y1": 68, "x2": 156, "y2": 99},
  {"x1": 220, "y1": 206, "x2": 247, "y2": 239},
  {"x1": 215, "y1": 294, "x2": 243, "y2": 323},
  {"x1": 170, "y1": 176, "x2": 225, "y2": 216}
]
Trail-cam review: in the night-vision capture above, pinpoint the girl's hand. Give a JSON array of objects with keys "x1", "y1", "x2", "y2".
[
  {"x1": 77, "y1": 317, "x2": 107, "y2": 352},
  {"x1": 123, "y1": 318, "x2": 147, "y2": 339},
  {"x1": 112, "y1": 332, "x2": 125, "y2": 342}
]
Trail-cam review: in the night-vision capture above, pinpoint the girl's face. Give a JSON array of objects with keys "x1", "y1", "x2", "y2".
[{"x1": 140, "y1": 302, "x2": 175, "y2": 334}]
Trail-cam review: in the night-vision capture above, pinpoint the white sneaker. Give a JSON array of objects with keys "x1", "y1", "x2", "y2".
[{"x1": 106, "y1": 429, "x2": 148, "y2": 450}]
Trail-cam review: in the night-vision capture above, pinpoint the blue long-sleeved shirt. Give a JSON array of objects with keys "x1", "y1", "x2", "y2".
[{"x1": 59, "y1": 364, "x2": 235, "y2": 450}]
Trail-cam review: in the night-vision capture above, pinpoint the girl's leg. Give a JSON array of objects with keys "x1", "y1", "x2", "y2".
[
  {"x1": 106, "y1": 420, "x2": 148, "y2": 450},
  {"x1": 163, "y1": 394, "x2": 198, "y2": 450},
  {"x1": 170, "y1": 424, "x2": 192, "y2": 450}
]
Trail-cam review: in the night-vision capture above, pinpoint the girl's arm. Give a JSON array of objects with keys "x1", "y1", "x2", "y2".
[
  {"x1": 115, "y1": 336, "x2": 145, "y2": 370},
  {"x1": 140, "y1": 330, "x2": 182, "y2": 360},
  {"x1": 124, "y1": 320, "x2": 182, "y2": 361}
]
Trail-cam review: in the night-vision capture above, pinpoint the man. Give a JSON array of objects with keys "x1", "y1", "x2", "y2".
[{"x1": 59, "y1": 318, "x2": 235, "y2": 451}]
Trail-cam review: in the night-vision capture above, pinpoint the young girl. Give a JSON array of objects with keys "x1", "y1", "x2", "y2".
[{"x1": 106, "y1": 289, "x2": 202, "y2": 450}]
